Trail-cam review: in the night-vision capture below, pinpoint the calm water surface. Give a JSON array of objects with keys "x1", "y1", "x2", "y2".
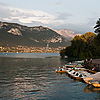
[{"x1": 0, "y1": 53, "x2": 100, "y2": 100}]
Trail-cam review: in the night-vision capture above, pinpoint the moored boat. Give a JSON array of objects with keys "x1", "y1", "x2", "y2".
[
  {"x1": 64, "y1": 60, "x2": 84, "y2": 68},
  {"x1": 87, "y1": 70, "x2": 97, "y2": 74},
  {"x1": 70, "y1": 71, "x2": 76, "y2": 79},
  {"x1": 84, "y1": 84, "x2": 100, "y2": 93},
  {"x1": 56, "y1": 70, "x2": 67, "y2": 73},
  {"x1": 55, "y1": 68, "x2": 67, "y2": 73},
  {"x1": 91, "y1": 81, "x2": 100, "y2": 87},
  {"x1": 67, "y1": 70, "x2": 75, "y2": 77},
  {"x1": 65, "y1": 64, "x2": 83, "y2": 68},
  {"x1": 73, "y1": 73, "x2": 85, "y2": 81},
  {"x1": 67, "y1": 69, "x2": 87, "y2": 81},
  {"x1": 55, "y1": 60, "x2": 100, "y2": 86},
  {"x1": 83, "y1": 78, "x2": 100, "y2": 88},
  {"x1": 83, "y1": 72, "x2": 100, "y2": 87}
]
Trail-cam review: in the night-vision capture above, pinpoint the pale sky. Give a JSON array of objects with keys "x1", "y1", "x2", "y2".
[{"x1": 0, "y1": 0, "x2": 100, "y2": 33}]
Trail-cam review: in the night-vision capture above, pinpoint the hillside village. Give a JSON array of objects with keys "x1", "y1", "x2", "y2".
[{"x1": 0, "y1": 46, "x2": 65, "y2": 53}]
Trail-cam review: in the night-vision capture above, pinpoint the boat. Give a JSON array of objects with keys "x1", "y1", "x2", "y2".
[
  {"x1": 83, "y1": 78, "x2": 100, "y2": 87},
  {"x1": 56, "y1": 70, "x2": 67, "y2": 73},
  {"x1": 56, "y1": 65, "x2": 87, "y2": 80},
  {"x1": 75, "y1": 60, "x2": 84, "y2": 64},
  {"x1": 67, "y1": 69, "x2": 87, "y2": 81},
  {"x1": 72, "y1": 72, "x2": 86, "y2": 81},
  {"x1": 83, "y1": 77, "x2": 93, "y2": 84},
  {"x1": 91, "y1": 81, "x2": 100, "y2": 87},
  {"x1": 87, "y1": 70, "x2": 96, "y2": 74},
  {"x1": 67, "y1": 70, "x2": 75, "y2": 77},
  {"x1": 83, "y1": 72, "x2": 100, "y2": 87},
  {"x1": 70, "y1": 71, "x2": 76, "y2": 79},
  {"x1": 64, "y1": 62, "x2": 83, "y2": 68},
  {"x1": 55, "y1": 67, "x2": 67, "y2": 73},
  {"x1": 56, "y1": 60, "x2": 99, "y2": 84},
  {"x1": 84, "y1": 84, "x2": 100, "y2": 93}
]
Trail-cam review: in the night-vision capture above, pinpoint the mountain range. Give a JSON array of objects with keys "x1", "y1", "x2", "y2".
[
  {"x1": 0, "y1": 21, "x2": 80, "y2": 47},
  {"x1": 56, "y1": 29, "x2": 82, "y2": 40}
]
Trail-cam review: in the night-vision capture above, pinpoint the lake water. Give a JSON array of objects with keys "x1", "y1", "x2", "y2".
[{"x1": 0, "y1": 53, "x2": 100, "y2": 100}]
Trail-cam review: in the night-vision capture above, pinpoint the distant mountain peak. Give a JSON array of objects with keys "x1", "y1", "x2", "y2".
[{"x1": 55, "y1": 29, "x2": 82, "y2": 40}]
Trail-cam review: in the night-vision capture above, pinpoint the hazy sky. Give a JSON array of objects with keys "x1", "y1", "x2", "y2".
[{"x1": 0, "y1": 0, "x2": 100, "y2": 33}]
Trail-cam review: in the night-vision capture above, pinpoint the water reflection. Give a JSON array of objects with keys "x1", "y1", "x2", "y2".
[
  {"x1": 84, "y1": 84, "x2": 100, "y2": 93},
  {"x1": 1, "y1": 56, "x2": 100, "y2": 100},
  {"x1": 0, "y1": 57, "x2": 62, "y2": 99},
  {"x1": 13, "y1": 76, "x2": 45, "y2": 100},
  {"x1": 11, "y1": 60, "x2": 57, "y2": 99}
]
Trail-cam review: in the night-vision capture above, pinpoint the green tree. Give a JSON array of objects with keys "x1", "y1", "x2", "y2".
[
  {"x1": 71, "y1": 35, "x2": 86, "y2": 58},
  {"x1": 60, "y1": 32, "x2": 97, "y2": 58},
  {"x1": 94, "y1": 32, "x2": 100, "y2": 46},
  {"x1": 94, "y1": 18, "x2": 100, "y2": 34},
  {"x1": 94, "y1": 18, "x2": 100, "y2": 56},
  {"x1": 60, "y1": 27, "x2": 100, "y2": 58},
  {"x1": 60, "y1": 49, "x2": 66, "y2": 58},
  {"x1": 80, "y1": 32, "x2": 96, "y2": 44},
  {"x1": 94, "y1": 33, "x2": 100, "y2": 56}
]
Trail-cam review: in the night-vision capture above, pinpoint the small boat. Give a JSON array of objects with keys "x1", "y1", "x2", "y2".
[
  {"x1": 56, "y1": 70, "x2": 67, "y2": 73},
  {"x1": 67, "y1": 69, "x2": 87, "y2": 81},
  {"x1": 55, "y1": 68, "x2": 67, "y2": 73},
  {"x1": 64, "y1": 63, "x2": 83, "y2": 68},
  {"x1": 70, "y1": 71, "x2": 76, "y2": 79},
  {"x1": 75, "y1": 60, "x2": 84, "y2": 64},
  {"x1": 83, "y1": 77, "x2": 100, "y2": 88},
  {"x1": 73, "y1": 73, "x2": 85, "y2": 81},
  {"x1": 67, "y1": 70, "x2": 75, "y2": 77},
  {"x1": 87, "y1": 70, "x2": 96, "y2": 74},
  {"x1": 91, "y1": 81, "x2": 100, "y2": 87},
  {"x1": 84, "y1": 84, "x2": 100, "y2": 93},
  {"x1": 83, "y1": 77, "x2": 93, "y2": 84}
]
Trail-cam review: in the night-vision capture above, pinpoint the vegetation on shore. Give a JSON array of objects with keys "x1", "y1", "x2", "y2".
[{"x1": 60, "y1": 18, "x2": 100, "y2": 59}]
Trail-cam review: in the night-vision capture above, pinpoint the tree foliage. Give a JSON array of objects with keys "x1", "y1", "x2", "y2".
[
  {"x1": 60, "y1": 18, "x2": 100, "y2": 59},
  {"x1": 94, "y1": 18, "x2": 100, "y2": 33},
  {"x1": 60, "y1": 32, "x2": 99, "y2": 58}
]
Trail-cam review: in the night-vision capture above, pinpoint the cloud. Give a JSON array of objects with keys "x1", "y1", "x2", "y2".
[
  {"x1": 52, "y1": 18, "x2": 96, "y2": 34},
  {"x1": 54, "y1": 2, "x2": 62, "y2": 5},
  {"x1": 57, "y1": 12, "x2": 72, "y2": 20},
  {"x1": 0, "y1": 1, "x2": 97, "y2": 33},
  {"x1": 0, "y1": 4, "x2": 64, "y2": 27},
  {"x1": 0, "y1": 1, "x2": 9, "y2": 6}
]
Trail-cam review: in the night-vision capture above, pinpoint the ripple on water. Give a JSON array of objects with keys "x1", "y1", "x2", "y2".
[{"x1": 0, "y1": 56, "x2": 99, "y2": 100}]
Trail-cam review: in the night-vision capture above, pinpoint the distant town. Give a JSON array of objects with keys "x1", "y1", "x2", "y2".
[{"x1": 0, "y1": 46, "x2": 65, "y2": 53}]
